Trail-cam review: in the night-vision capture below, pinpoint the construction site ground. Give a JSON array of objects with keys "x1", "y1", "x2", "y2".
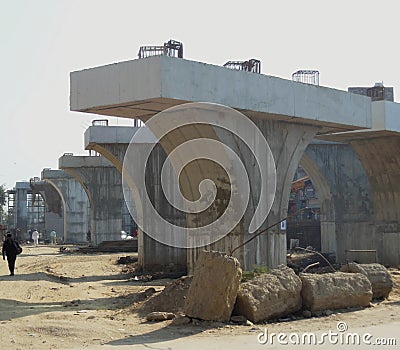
[{"x1": 0, "y1": 246, "x2": 399, "y2": 349}]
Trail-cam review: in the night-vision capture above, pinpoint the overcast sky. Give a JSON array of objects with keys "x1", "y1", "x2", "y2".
[{"x1": 1, "y1": 0, "x2": 399, "y2": 189}]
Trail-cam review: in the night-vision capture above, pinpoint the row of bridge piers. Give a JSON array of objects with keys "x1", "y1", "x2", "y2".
[{"x1": 35, "y1": 56, "x2": 400, "y2": 272}]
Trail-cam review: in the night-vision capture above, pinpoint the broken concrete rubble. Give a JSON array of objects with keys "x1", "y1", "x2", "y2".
[
  {"x1": 233, "y1": 265, "x2": 302, "y2": 323},
  {"x1": 142, "y1": 276, "x2": 192, "y2": 314},
  {"x1": 145, "y1": 312, "x2": 175, "y2": 322},
  {"x1": 300, "y1": 272, "x2": 372, "y2": 312},
  {"x1": 184, "y1": 251, "x2": 242, "y2": 322},
  {"x1": 138, "y1": 260, "x2": 380, "y2": 325},
  {"x1": 170, "y1": 314, "x2": 191, "y2": 326},
  {"x1": 340, "y1": 263, "x2": 393, "y2": 299}
]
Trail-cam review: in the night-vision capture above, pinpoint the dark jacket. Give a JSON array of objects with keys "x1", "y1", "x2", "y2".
[{"x1": 2, "y1": 239, "x2": 19, "y2": 258}]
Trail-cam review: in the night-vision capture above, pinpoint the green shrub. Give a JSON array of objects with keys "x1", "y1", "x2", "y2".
[{"x1": 241, "y1": 264, "x2": 269, "y2": 282}]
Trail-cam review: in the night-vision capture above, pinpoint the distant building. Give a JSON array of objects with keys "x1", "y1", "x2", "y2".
[{"x1": 348, "y1": 82, "x2": 394, "y2": 102}]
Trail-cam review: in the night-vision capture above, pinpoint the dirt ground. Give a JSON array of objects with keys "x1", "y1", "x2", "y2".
[{"x1": 0, "y1": 246, "x2": 399, "y2": 350}]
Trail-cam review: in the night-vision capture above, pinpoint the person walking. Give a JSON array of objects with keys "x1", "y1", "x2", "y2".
[
  {"x1": 50, "y1": 229, "x2": 57, "y2": 245},
  {"x1": 2, "y1": 233, "x2": 21, "y2": 276},
  {"x1": 86, "y1": 229, "x2": 91, "y2": 243},
  {"x1": 32, "y1": 229, "x2": 39, "y2": 246}
]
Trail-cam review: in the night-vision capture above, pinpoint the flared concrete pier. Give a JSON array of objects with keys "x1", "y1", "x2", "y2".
[
  {"x1": 59, "y1": 154, "x2": 123, "y2": 245},
  {"x1": 70, "y1": 56, "x2": 371, "y2": 269}
]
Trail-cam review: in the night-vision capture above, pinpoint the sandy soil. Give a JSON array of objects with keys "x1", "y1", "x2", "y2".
[{"x1": 0, "y1": 246, "x2": 399, "y2": 350}]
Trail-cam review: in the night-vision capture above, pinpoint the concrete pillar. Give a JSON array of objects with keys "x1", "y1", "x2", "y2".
[
  {"x1": 350, "y1": 136, "x2": 400, "y2": 266},
  {"x1": 14, "y1": 182, "x2": 30, "y2": 239},
  {"x1": 301, "y1": 141, "x2": 374, "y2": 262},
  {"x1": 319, "y1": 101, "x2": 400, "y2": 266},
  {"x1": 232, "y1": 119, "x2": 319, "y2": 269},
  {"x1": 30, "y1": 178, "x2": 64, "y2": 242},
  {"x1": 84, "y1": 126, "x2": 187, "y2": 272},
  {"x1": 147, "y1": 115, "x2": 318, "y2": 271},
  {"x1": 59, "y1": 154, "x2": 123, "y2": 245},
  {"x1": 41, "y1": 169, "x2": 89, "y2": 243}
]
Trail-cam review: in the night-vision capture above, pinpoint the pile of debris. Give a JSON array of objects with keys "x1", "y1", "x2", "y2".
[
  {"x1": 287, "y1": 250, "x2": 337, "y2": 274},
  {"x1": 78, "y1": 240, "x2": 138, "y2": 253},
  {"x1": 59, "y1": 246, "x2": 80, "y2": 254},
  {"x1": 141, "y1": 276, "x2": 192, "y2": 314},
  {"x1": 116, "y1": 256, "x2": 137, "y2": 265},
  {"x1": 140, "y1": 251, "x2": 394, "y2": 325}
]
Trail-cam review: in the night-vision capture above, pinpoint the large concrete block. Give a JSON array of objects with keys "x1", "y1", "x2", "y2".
[
  {"x1": 300, "y1": 272, "x2": 372, "y2": 312},
  {"x1": 340, "y1": 263, "x2": 393, "y2": 299},
  {"x1": 184, "y1": 251, "x2": 242, "y2": 322},
  {"x1": 234, "y1": 265, "x2": 302, "y2": 323}
]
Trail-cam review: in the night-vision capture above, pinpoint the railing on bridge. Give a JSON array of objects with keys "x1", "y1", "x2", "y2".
[
  {"x1": 223, "y1": 59, "x2": 261, "y2": 73},
  {"x1": 138, "y1": 39, "x2": 183, "y2": 59},
  {"x1": 92, "y1": 119, "x2": 109, "y2": 126},
  {"x1": 292, "y1": 70, "x2": 320, "y2": 86}
]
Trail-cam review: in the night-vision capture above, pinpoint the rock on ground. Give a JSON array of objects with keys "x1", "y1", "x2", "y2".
[
  {"x1": 170, "y1": 315, "x2": 191, "y2": 326},
  {"x1": 340, "y1": 263, "x2": 393, "y2": 299},
  {"x1": 145, "y1": 312, "x2": 175, "y2": 321},
  {"x1": 141, "y1": 276, "x2": 192, "y2": 314},
  {"x1": 234, "y1": 265, "x2": 302, "y2": 323},
  {"x1": 230, "y1": 315, "x2": 248, "y2": 325},
  {"x1": 184, "y1": 251, "x2": 242, "y2": 322},
  {"x1": 300, "y1": 272, "x2": 372, "y2": 312}
]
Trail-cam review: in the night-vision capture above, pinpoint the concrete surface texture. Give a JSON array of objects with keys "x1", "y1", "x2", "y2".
[
  {"x1": 234, "y1": 265, "x2": 302, "y2": 322},
  {"x1": 300, "y1": 272, "x2": 372, "y2": 312},
  {"x1": 350, "y1": 136, "x2": 400, "y2": 266},
  {"x1": 41, "y1": 168, "x2": 89, "y2": 243},
  {"x1": 340, "y1": 263, "x2": 393, "y2": 298},
  {"x1": 320, "y1": 100, "x2": 400, "y2": 141},
  {"x1": 58, "y1": 154, "x2": 123, "y2": 244},
  {"x1": 318, "y1": 101, "x2": 400, "y2": 266},
  {"x1": 84, "y1": 125, "x2": 187, "y2": 273},
  {"x1": 184, "y1": 251, "x2": 242, "y2": 322},
  {"x1": 371, "y1": 100, "x2": 400, "y2": 131},
  {"x1": 301, "y1": 141, "x2": 374, "y2": 263}
]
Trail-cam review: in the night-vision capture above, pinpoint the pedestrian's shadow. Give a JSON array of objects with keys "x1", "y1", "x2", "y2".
[
  {"x1": 0, "y1": 271, "x2": 128, "y2": 284},
  {"x1": 0, "y1": 272, "x2": 65, "y2": 283},
  {"x1": 0, "y1": 289, "x2": 149, "y2": 322},
  {"x1": 0, "y1": 298, "x2": 67, "y2": 321},
  {"x1": 105, "y1": 323, "x2": 207, "y2": 346}
]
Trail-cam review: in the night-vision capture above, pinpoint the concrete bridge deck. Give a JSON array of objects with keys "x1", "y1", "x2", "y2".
[{"x1": 71, "y1": 55, "x2": 371, "y2": 134}]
